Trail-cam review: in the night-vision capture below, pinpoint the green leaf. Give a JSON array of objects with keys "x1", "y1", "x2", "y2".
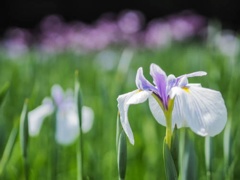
[
  {"x1": 0, "y1": 121, "x2": 19, "y2": 175},
  {"x1": 75, "y1": 70, "x2": 83, "y2": 127},
  {"x1": 171, "y1": 126, "x2": 179, "y2": 175},
  {"x1": 181, "y1": 132, "x2": 197, "y2": 180},
  {"x1": 19, "y1": 99, "x2": 29, "y2": 180},
  {"x1": 163, "y1": 140, "x2": 178, "y2": 180},
  {"x1": 75, "y1": 70, "x2": 84, "y2": 180},
  {"x1": 117, "y1": 131, "x2": 127, "y2": 180},
  {"x1": 0, "y1": 82, "x2": 10, "y2": 106}
]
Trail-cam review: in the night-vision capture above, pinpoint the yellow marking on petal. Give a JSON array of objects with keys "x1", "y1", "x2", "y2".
[{"x1": 182, "y1": 87, "x2": 190, "y2": 93}]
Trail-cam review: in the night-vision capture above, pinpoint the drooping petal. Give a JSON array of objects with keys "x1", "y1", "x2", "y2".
[
  {"x1": 51, "y1": 84, "x2": 64, "y2": 106},
  {"x1": 55, "y1": 104, "x2": 79, "y2": 145},
  {"x1": 148, "y1": 95, "x2": 166, "y2": 126},
  {"x1": 174, "y1": 85, "x2": 227, "y2": 136},
  {"x1": 28, "y1": 98, "x2": 54, "y2": 136},
  {"x1": 136, "y1": 67, "x2": 157, "y2": 93},
  {"x1": 82, "y1": 106, "x2": 94, "y2": 133},
  {"x1": 150, "y1": 63, "x2": 168, "y2": 109},
  {"x1": 117, "y1": 90, "x2": 139, "y2": 144},
  {"x1": 127, "y1": 90, "x2": 152, "y2": 105}
]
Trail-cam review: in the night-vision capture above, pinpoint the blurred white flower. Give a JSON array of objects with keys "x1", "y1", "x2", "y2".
[{"x1": 28, "y1": 84, "x2": 94, "y2": 145}]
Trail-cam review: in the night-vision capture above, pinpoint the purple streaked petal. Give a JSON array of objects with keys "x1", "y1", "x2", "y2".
[
  {"x1": 177, "y1": 75, "x2": 189, "y2": 87},
  {"x1": 136, "y1": 67, "x2": 157, "y2": 92},
  {"x1": 176, "y1": 71, "x2": 206, "y2": 87},
  {"x1": 178, "y1": 71, "x2": 207, "y2": 79},
  {"x1": 150, "y1": 63, "x2": 168, "y2": 109}
]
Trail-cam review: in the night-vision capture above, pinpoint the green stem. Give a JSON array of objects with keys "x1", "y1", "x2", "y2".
[
  {"x1": 164, "y1": 99, "x2": 174, "y2": 149},
  {"x1": 165, "y1": 125, "x2": 172, "y2": 149},
  {"x1": 76, "y1": 133, "x2": 83, "y2": 180},
  {"x1": 75, "y1": 70, "x2": 83, "y2": 180},
  {"x1": 151, "y1": 94, "x2": 174, "y2": 148}
]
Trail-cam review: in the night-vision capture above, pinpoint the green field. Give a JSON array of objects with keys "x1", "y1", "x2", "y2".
[{"x1": 0, "y1": 36, "x2": 239, "y2": 180}]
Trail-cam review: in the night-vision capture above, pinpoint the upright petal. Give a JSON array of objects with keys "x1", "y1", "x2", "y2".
[
  {"x1": 150, "y1": 63, "x2": 168, "y2": 109},
  {"x1": 174, "y1": 86, "x2": 227, "y2": 136},
  {"x1": 51, "y1": 84, "x2": 64, "y2": 106},
  {"x1": 117, "y1": 90, "x2": 139, "y2": 145},
  {"x1": 28, "y1": 98, "x2": 54, "y2": 136},
  {"x1": 55, "y1": 104, "x2": 80, "y2": 145},
  {"x1": 82, "y1": 106, "x2": 94, "y2": 133},
  {"x1": 136, "y1": 67, "x2": 157, "y2": 93},
  {"x1": 185, "y1": 71, "x2": 207, "y2": 77},
  {"x1": 179, "y1": 71, "x2": 207, "y2": 78},
  {"x1": 167, "y1": 74, "x2": 176, "y2": 92}
]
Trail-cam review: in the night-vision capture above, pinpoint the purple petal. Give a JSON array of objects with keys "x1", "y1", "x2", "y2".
[
  {"x1": 136, "y1": 67, "x2": 157, "y2": 92},
  {"x1": 150, "y1": 63, "x2": 168, "y2": 109},
  {"x1": 51, "y1": 84, "x2": 64, "y2": 106}
]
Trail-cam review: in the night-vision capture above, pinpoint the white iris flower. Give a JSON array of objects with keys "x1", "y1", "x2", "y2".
[
  {"x1": 117, "y1": 63, "x2": 227, "y2": 145},
  {"x1": 28, "y1": 84, "x2": 94, "y2": 145}
]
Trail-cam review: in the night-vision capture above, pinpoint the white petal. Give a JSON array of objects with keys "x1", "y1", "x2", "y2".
[
  {"x1": 117, "y1": 90, "x2": 139, "y2": 145},
  {"x1": 148, "y1": 95, "x2": 166, "y2": 126},
  {"x1": 55, "y1": 105, "x2": 79, "y2": 145},
  {"x1": 28, "y1": 98, "x2": 54, "y2": 136},
  {"x1": 171, "y1": 87, "x2": 189, "y2": 128},
  {"x1": 127, "y1": 90, "x2": 152, "y2": 105},
  {"x1": 185, "y1": 71, "x2": 207, "y2": 77},
  {"x1": 174, "y1": 86, "x2": 227, "y2": 136},
  {"x1": 82, "y1": 106, "x2": 94, "y2": 133}
]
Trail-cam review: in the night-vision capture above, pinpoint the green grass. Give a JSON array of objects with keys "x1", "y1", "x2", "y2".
[{"x1": 0, "y1": 40, "x2": 239, "y2": 180}]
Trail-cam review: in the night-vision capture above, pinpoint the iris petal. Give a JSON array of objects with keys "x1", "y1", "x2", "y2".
[
  {"x1": 150, "y1": 63, "x2": 168, "y2": 109},
  {"x1": 127, "y1": 90, "x2": 152, "y2": 105},
  {"x1": 148, "y1": 95, "x2": 166, "y2": 126},
  {"x1": 28, "y1": 98, "x2": 54, "y2": 136},
  {"x1": 55, "y1": 104, "x2": 80, "y2": 145},
  {"x1": 82, "y1": 106, "x2": 94, "y2": 133},
  {"x1": 117, "y1": 90, "x2": 139, "y2": 144},
  {"x1": 51, "y1": 84, "x2": 64, "y2": 106},
  {"x1": 136, "y1": 67, "x2": 157, "y2": 93},
  {"x1": 182, "y1": 71, "x2": 207, "y2": 78},
  {"x1": 174, "y1": 86, "x2": 227, "y2": 136},
  {"x1": 170, "y1": 87, "x2": 189, "y2": 128}
]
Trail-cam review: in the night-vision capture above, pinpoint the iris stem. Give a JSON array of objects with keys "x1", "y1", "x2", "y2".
[
  {"x1": 151, "y1": 94, "x2": 174, "y2": 148},
  {"x1": 165, "y1": 111, "x2": 172, "y2": 149},
  {"x1": 164, "y1": 99, "x2": 174, "y2": 149}
]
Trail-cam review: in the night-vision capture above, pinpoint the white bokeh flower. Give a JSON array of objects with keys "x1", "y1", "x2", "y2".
[{"x1": 28, "y1": 84, "x2": 94, "y2": 145}]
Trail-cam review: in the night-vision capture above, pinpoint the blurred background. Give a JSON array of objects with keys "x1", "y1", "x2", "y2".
[
  {"x1": 1, "y1": 0, "x2": 240, "y2": 36},
  {"x1": 0, "y1": 0, "x2": 240, "y2": 180}
]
